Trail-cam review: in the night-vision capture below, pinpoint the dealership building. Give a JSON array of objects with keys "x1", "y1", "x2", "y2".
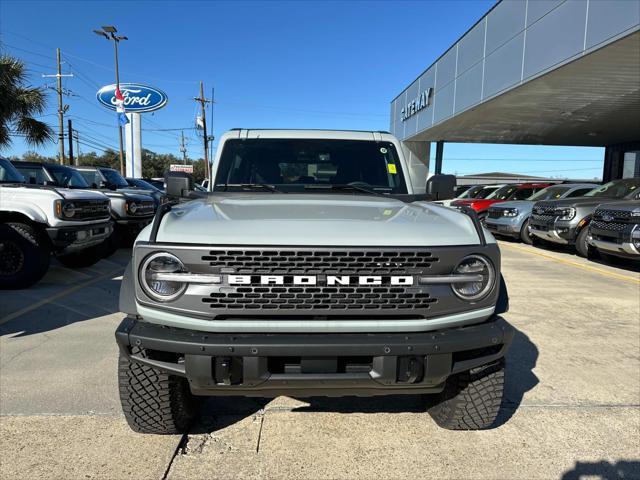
[{"x1": 391, "y1": 0, "x2": 640, "y2": 186}]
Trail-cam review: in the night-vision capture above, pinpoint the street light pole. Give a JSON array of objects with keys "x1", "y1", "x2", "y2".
[
  {"x1": 94, "y1": 26, "x2": 128, "y2": 175},
  {"x1": 113, "y1": 39, "x2": 125, "y2": 176}
]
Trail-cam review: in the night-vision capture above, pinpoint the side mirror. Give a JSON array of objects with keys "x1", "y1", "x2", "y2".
[
  {"x1": 165, "y1": 171, "x2": 193, "y2": 199},
  {"x1": 43, "y1": 180, "x2": 56, "y2": 186},
  {"x1": 29, "y1": 177, "x2": 37, "y2": 184},
  {"x1": 426, "y1": 174, "x2": 456, "y2": 201}
]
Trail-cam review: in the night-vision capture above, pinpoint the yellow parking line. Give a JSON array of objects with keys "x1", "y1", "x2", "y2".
[
  {"x1": 0, "y1": 266, "x2": 124, "y2": 325},
  {"x1": 499, "y1": 242, "x2": 640, "y2": 285}
]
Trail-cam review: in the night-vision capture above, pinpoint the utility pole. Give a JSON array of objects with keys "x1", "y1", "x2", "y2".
[
  {"x1": 93, "y1": 26, "x2": 128, "y2": 175},
  {"x1": 194, "y1": 82, "x2": 211, "y2": 178},
  {"x1": 179, "y1": 130, "x2": 188, "y2": 164},
  {"x1": 74, "y1": 131, "x2": 80, "y2": 166},
  {"x1": 67, "y1": 119, "x2": 74, "y2": 165},
  {"x1": 42, "y1": 48, "x2": 72, "y2": 164}
]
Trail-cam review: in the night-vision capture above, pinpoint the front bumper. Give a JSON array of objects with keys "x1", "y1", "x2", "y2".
[
  {"x1": 588, "y1": 225, "x2": 640, "y2": 258},
  {"x1": 46, "y1": 220, "x2": 113, "y2": 252},
  {"x1": 485, "y1": 218, "x2": 522, "y2": 237},
  {"x1": 115, "y1": 315, "x2": 514, "y2": 397},
  {"x1": 529, "y1": 218, "x2": 576, "y2": 245},
  {"x1": 115, "y1": 216, "x2": 154, "y2": 230}
]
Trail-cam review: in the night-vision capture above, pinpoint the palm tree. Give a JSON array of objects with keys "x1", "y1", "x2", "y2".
[{"x1": 0, "y1": 54, "x2": 53, "y2": 148}]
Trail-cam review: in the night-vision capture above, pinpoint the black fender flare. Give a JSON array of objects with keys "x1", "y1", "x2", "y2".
[{"x1": 119, "y1": 260, "x2": 138, "y2": 315}]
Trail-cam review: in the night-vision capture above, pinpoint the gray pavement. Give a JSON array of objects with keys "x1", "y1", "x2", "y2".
[{"x1": 1, "y1": 244, "x2": 638, "y2": 479}]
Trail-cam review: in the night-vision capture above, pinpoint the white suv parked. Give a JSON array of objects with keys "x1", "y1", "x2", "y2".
[{"x1": 0, "y1": 158, "x2": 113, "y2": 288}]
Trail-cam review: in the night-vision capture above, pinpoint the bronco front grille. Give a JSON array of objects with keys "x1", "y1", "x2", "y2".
[
  {"x1": 198, "y1": 248, "x2": 440, "y2": 315},
  {"x1": 201, "y1": 249, "x2": 438, "y2": 275},
  {"x1": 203, "y1": 285, "x2": 437, "y2": 311},
  {"x1": 74, "y1": 200, "x2": 110, "y2": 220},
  {"x1": 487, "y1": 209, "x2": 503, "y2": 219}
]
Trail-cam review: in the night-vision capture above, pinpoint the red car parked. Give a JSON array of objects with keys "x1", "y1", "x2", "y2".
[{"x1": 451, "y1": 183, "x2": 554, "y2": 221}]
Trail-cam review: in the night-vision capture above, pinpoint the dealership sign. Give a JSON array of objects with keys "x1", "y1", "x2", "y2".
[
  {"x1": 170, "y1": 164, "x2": 193, "y2": 174},
  {"x1": 400, "y1": 88, "x2": 432, "y2": 122},
  {"x1": 96, "y1": 83, "x2": 168, "y2": 113}
]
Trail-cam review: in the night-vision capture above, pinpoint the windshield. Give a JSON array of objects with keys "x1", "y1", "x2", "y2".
[
  {"x1": 214, "y1": 139, "x2": 408, "y2": 194},
  {"x1": 529, "y1": 185, "x2": 570, "y2": 201},
  {"x1": 475, "y1": 186, "x2": 500, "y2": 199},
  {"x1": 128, "y1": 178, "x2": 159, "y2": 191},
  {"x1": 457, "y1": 185, "x2": 483, "y2": 199},
  {"x1": 47, "y1": 165, "x2": 90, "y2": 188},
  {"x1": 0, "y1": 159, "x2": 25, "y2": 183},
  {"x1": 101, "y1": 168, "x2": 129, "y2": 188},
  {"x1": 584, "y1": 179, "x2": 640, "y2": 199},
  {"x1": 486, "y1": 185, "x2": 518, "y2": 200}
]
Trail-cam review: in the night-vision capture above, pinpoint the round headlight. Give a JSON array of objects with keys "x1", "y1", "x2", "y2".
[
  {"x1": 128, "y1": 202, "x2": 138, "y2": 214},
  {"x1": 451, "y1": 255, "x2": 495, "y2": 301},
  {"x1": 140, "y1": 252, "x2": 187, "y2": 301},
  {"x1": 62, "y1": 202, "x2": 76, "y2": 218}
]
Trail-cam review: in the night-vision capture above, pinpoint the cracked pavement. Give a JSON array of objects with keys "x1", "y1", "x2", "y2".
[{"x1": 1, "y1": 244, "x2": 639, "y2": 479}]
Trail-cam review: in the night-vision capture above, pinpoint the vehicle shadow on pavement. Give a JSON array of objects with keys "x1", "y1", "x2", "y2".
[
  {"x1": 561, "y1": 460, "x2": 640, "y2": 479},
  {"x1": 496, "y1": 327, "x2": 539, "y2": 427},
  {"x1": 0, "y1": 277, "x2": 122, "y2": 338},
  {"x1": 190, "y1": 327, "x2": 539, "y2": 433}
]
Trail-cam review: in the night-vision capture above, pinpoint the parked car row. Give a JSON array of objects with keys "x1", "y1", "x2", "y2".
[
  {"x1": 0, "y1": 158, "x2": 162, "y2": 288},
  {"x1": 473, "y1": 178, "x2": 640, "y2": 263}
]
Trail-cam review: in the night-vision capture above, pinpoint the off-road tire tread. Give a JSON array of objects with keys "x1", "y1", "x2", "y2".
[
  {"x1": 118, "y1": 351, "x2": 199, "y2": 434},
  {"x1": 1, "y1": 222, "x2": 50, "y2": 288},
  {"x1": 428, "y1": 359, "x2": 505, "y2": 430}
]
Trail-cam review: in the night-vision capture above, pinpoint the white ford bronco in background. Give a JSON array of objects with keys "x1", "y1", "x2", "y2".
[
  {"x1": 116, "y1": 129, "x2": 513, "y2": 434},
  {"x1": 0, "y1": 157, "x2": 113, "y2": 288}
]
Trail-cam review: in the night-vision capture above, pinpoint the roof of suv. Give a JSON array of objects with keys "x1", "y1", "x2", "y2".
[{"x1": 220, "y1": 129, "x2": 398, "y2": 142}]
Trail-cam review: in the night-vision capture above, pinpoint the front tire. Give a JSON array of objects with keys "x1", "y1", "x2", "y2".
[
  {"x1": 520, "y1": 218, "x2": 533, "y2": 245},
  {"x1": 575, "y1": 227, "x2": 591, "y2": 258},
  {"x1": 428, "y1": 359, "x2": 505, "y2": 430},
  {"x1": 118, "y1": 351, "x2": 200, "y2": 434},
  {"x1": 0, "y1": 222, "x2": 50, "y2": 289}
]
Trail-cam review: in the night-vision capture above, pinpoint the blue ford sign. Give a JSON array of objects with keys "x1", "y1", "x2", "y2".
[{"x1": 96, "y1": 83, "x2": 168, "y2": 113}]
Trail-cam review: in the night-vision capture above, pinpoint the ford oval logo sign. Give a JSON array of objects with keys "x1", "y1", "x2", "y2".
[{"x1": 96, "y1": 83, "x2": 168, "y2": 113}]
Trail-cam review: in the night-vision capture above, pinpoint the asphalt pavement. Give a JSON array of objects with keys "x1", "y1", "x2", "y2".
[{"x1": 1, "y1": 244, "x2": 638, "y2": 479}]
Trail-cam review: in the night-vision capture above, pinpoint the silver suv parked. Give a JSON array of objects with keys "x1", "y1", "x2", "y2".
[
  {"x1": 486, "y1": 183, "x2": 597, "y2": 244},
  {"x1": 588, "y1": 200, "x2": 640, "y2": 261},
  {"x1": 529, "y1": 178, "x2": 640, "y2": 257}
]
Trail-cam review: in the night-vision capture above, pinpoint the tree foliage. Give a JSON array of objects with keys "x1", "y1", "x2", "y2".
[{"x1": 0, "y1": 54, "x2": 53, "y2": 148}]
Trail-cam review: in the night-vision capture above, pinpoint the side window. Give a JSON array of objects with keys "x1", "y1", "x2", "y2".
[
  {"x1": 511, "y1": 188, "x2": 534, "y2": 200},
  {"x1": 566, "y1": 188, "x2": 592, "y2": 198},
  {"x1": 14, "y1": 167, "x2": 48, "y2": 185},
  {"x1": 78, "y1": 170, "x2": 99, "y2": 187}
]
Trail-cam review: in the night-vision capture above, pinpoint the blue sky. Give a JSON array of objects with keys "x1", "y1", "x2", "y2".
[{"x1": 0, "y1": 0, "x2": 603, "y2": 178}]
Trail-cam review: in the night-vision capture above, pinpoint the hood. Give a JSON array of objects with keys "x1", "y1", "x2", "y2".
[
  {"x1": 593, "y1": 200, "x2": 640, "y2": 213},
  {"x1": 490, "y1": 200, "x2": 533, "y2": 210},
  {"x1": 535, "y1": 196, "x2": 619, "y2": 209},
  {"x1": 151, "y1": 194, "x2": 482, "y2": 246},
  {"x1": 118, "y1": 187, "x2": 156, "y2": 197},
  {"x1": 103, "y1": 190, "x2": 154, "y2": 202},
  {"x1": 56, "y1": 189, "x2": 108, "y2": 201}
]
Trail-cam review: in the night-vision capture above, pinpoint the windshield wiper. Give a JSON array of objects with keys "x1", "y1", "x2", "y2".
[
  {"x1": 304, "y1": 183, "x2": 389, "y2": 196},
  {"x1": 218, "y1": 183, "x2": 284, "y2": 193}
]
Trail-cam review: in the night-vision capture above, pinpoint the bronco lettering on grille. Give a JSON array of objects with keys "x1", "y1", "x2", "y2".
[{"x1": 227, "y1": 275, "x2": 414, "y2": 286}]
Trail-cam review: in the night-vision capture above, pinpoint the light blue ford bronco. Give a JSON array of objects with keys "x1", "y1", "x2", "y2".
[{"x1": 116, "y1": 129, "x2": 513, "y2": 434}]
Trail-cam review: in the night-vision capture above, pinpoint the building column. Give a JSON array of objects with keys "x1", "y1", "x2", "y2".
[{"x1": 434, "y1": 141, "x2": 444, "y2": 174}]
